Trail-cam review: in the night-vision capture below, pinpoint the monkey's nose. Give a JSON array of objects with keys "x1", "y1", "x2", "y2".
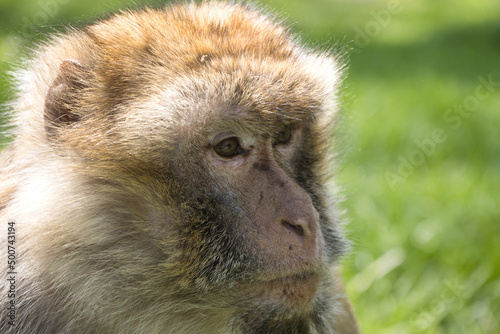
[
  {"x1": 281, "y1": 219, "x2": 306, "y2": 238},
  {"x1": 278, "y1": 213, "x2": 321, "y2": 261},
  {"x1": 279, "y1": 202, "x2": 320, "y2": 239}
]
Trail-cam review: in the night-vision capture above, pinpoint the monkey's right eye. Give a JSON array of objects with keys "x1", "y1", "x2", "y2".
[{"x1": 213, "y1": 138, "x2": 242, "y2": 158}]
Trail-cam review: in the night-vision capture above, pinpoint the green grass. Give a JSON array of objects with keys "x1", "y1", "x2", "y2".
[{"x1": 1, "y1": 0, "x2": 499, "y2": 332}]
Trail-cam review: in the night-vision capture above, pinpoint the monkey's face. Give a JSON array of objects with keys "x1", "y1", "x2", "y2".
[{"x1": 155, "y1": 103, "x2": 346, "y2": 313}]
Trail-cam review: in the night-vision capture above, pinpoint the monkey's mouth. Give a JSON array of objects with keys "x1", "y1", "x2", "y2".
[{"x1": 251, "y1": 272, "x2": 319, "y2": 309}]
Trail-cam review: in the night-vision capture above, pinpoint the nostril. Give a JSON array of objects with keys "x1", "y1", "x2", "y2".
[{"x1": 282, "y1": 219, "x2": 305, "y2": 237}]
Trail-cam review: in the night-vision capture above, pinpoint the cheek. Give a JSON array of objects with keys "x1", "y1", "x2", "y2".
[
  {"x1": 173, "y1": 189, "x2": 259, "y2": 285},
  {"x1": 144, "y1": 206, "x2": 182, "y2": 242}
]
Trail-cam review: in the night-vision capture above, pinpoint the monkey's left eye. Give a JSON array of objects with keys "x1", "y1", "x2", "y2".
[
  {"x1": 213, "y1": 137, "x2": 243, "y2": 158},
  {"x1": 275, "y1": 127, "x2": 292, "y2": 145}
]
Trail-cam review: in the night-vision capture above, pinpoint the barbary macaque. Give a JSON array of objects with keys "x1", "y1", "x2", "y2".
[{"x1": 0, "y1": 2, "x2": 359, "y2": 333}]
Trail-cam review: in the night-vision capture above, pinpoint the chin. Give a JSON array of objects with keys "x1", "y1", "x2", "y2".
[{"x1": 232, "y1": 270, "x2": 322, "y2": 315}]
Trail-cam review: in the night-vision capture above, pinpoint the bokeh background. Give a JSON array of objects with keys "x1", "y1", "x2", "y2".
[{"x1": 0, "y1": 0, "x2": 498, "y2": 333}]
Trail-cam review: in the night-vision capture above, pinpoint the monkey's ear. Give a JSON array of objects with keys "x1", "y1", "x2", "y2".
[{"x1": 44, "y1": 59, "x2": 88, "y2": 137}]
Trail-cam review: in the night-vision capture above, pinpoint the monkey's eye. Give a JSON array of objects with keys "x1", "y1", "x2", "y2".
[
  {"x1": 214, "y1": 137, "x2": 242, "y2": 158},
  {"x1": 275, "y1": 127, "x2": 292, "y2": 145}
]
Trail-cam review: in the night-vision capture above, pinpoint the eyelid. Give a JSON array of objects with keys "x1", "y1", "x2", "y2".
[{"x1": 210, "y1": 131, "x2": 238, "y2": 146}]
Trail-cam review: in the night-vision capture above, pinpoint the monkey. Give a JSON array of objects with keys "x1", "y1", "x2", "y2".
[{"x1": 0, "y1": 2, "x2": 359, "y2": 333}]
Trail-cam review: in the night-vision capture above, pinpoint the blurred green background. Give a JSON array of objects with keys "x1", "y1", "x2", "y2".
[{"x1": 0, "y1": 0, "x2": 499, "y2": 333}]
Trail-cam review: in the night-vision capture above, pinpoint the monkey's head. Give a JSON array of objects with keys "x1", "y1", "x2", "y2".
[{"x1": 24, "y1": 1, "x2": 346, "y2": 325}]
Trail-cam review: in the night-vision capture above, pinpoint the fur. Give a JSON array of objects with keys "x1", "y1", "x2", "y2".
[{"x1": 0, "y1": 2, "x2": 358, "y2": 333}]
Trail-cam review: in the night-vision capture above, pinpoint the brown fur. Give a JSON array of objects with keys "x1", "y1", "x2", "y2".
[{"x1": 0, "y1": 2, "x2": 359, "y2": 333}]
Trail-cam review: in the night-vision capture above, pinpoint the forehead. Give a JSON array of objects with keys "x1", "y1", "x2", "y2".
[
  {"x1": 153, "y1": 61, "x2": 323, "y2": 135},
  {"x1": 86, "y1": 4, "x2": 340, "y2": 136}
]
